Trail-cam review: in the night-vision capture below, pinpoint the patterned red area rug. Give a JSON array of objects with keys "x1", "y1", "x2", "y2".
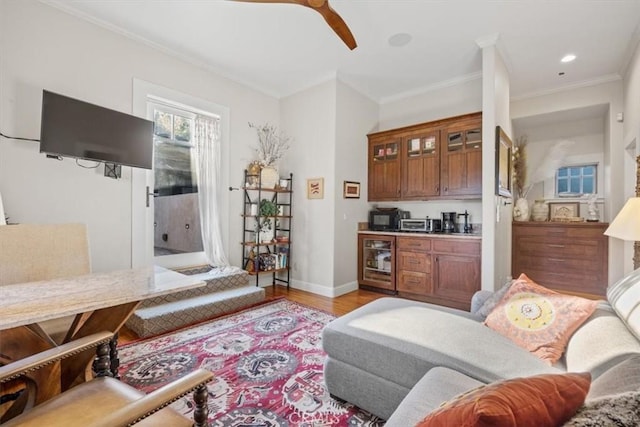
[{"x1": 119, "y1": 298, "x2": 384, "y2": 426}]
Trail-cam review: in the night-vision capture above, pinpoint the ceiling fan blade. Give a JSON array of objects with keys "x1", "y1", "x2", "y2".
[
  {"x1": 233, "y1": 0, "x2": 357, "y2": 50},
  {"x1": 314, "y1": 2, "x2": 357, "y2": 50}
]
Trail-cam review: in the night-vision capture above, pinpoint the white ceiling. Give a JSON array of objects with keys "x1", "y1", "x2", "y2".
[{"x1": 44, "y1": 0, "x2": 640, "y2": 103}]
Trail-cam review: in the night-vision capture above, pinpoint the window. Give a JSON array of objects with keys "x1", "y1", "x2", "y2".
[
  {"x1": 152, "y1": 105, "x2": 197, "y2": 196},
  {"x1": 556, "y1": 164, "x2": 597, "y2": 196}
]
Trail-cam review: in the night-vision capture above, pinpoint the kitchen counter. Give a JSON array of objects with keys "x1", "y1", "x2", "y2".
[{"x1": 358, "y1": 230, "x2": 482, "y2": 240}]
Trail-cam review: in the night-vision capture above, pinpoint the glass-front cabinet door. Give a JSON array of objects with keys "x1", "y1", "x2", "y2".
[
  {"x1": 368, "y1": 137, "x2": 401, "y2": 201},
  {"x1": 402, "y1": 130, "x2": 440, "y2": 199},
  {"x1": 441, "y1": 117, "x2": 482, "y2": 197},
  {"x1": 358, "y1": 234, "x2": 396, "y2": 292}
]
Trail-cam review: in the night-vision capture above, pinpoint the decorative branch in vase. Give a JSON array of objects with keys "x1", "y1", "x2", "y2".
[
  {"x1": 512, "y1": 135, "x2": 529, "y2": 221},
  {"x1": 249, "y1": 122, "x2": 291, "y2": 189}
]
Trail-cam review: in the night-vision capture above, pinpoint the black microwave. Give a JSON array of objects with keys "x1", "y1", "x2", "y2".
[{"x1": 368, "y1": 208, "x2": 407, "y2": 231}]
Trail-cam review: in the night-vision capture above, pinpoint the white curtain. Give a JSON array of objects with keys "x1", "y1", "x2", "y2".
[{"x1": 194, "y1": 116, "x2": 229, "y2": 267}]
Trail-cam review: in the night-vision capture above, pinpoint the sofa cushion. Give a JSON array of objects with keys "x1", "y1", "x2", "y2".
[
  {"x1": 484, "y1": 274, "x2": 599, "y2": 365},
  {"x1": 586, "y1": 355, "x2": 640, "y2": 400},
  {"x1": 384, "y1": 367, "x2": 484, "y2": 427},
  {"x1": 416, "y1": 372, "x2": 591, "y2": 427},
  {"x1": 563, "y1": 390, "x2": 640, "y2": 427},
  {"x1": 607, "y1": 267, "x2": 640, "y2": 340},
  {"x1": 322, "y1": 297, "x2": 559, "y2": 394}
]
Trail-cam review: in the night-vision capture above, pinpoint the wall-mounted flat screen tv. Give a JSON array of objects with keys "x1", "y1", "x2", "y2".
[{"x1": 40, "y1": 90, "x2": 153, "y2": 169}]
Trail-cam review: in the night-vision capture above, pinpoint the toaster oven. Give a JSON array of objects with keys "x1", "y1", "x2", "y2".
[{"x1": 399, "y1": 218, "x2": 428, "y2": 232}]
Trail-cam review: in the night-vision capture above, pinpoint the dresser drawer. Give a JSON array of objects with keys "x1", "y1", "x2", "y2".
[
  {"x1": 521, "y1": 269, "x2": 606, "y2": 297},
  {"x1": 515, "y1": 237, "x2": 601, "y2": 259},
  {"x1": 513, "y1": 223, "x2": 608, "y2": 239},
  {"x1": 397, "y1": 237, "x2": 431, "y2": 252},
  {"x1": 516, "y1": 255, "x2": 602, "y2": 274},
  {"x1": 398, "y1": 250, "x2": 431, "y2": 273},
  {"x1": 397, "y1": 270, "x2": 432, "y2": 295}
]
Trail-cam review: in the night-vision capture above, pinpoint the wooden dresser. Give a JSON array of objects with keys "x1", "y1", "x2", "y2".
[{"x1": 512, "y1": 222, "x2": 608, "y2": 298}]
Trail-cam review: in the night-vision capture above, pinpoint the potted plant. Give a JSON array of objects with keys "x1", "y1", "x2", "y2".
[{"x1": 257, "y1": 199, "x2": 278, "y2": 242}]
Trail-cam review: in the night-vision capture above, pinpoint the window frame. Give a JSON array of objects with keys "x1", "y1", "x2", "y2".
[{"x1": 555, "y1": 163, "x2": 597, "y2": 197}]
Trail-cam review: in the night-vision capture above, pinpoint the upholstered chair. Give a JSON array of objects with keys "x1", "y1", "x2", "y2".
[{"x1": 0, "y1": 331, "x2": 213, "y2": 426}]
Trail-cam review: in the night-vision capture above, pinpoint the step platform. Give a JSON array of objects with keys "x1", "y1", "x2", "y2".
[{"x1": 126, "y1": 266, "x2": 265, "y2": 338}]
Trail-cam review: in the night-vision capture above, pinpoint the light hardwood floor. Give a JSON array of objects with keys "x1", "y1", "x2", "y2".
[{"x1": 119, "y1": 286, "x2": 387, "y2": 344}]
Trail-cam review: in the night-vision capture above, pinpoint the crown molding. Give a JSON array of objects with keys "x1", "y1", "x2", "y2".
[{"x1": 511, "y1": 73, "x2": 622, "y2": 101}]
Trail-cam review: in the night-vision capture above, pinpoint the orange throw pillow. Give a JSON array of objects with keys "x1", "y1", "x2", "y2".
[
  {"x1": 416, "y1": 372, "x2": 591, "y2": 427},
  {"x1": 483, "y1": 274, "x2": 598, "y2": 364}
]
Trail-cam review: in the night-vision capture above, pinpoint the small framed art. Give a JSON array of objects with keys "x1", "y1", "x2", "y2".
[
  {"x1": 549, "y1": 202, "x2": 580, "y2": 221},
  {"x1": 343, "y1": 181, "x2": 360, "y2": 199},
  {"x1": 307, "y1": 178, "x2": 324, "y2": 199}
]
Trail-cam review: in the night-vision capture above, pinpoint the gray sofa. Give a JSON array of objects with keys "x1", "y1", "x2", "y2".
[{"x1": 322, "y1": 268, "x2": 640, "y2": 422}]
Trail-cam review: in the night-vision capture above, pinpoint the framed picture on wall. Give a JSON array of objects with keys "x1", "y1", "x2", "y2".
[
  {"x1": 343, "y1": 181, "x2": 360, "y2": 199},
  {"x1": 307, "y1": 178, "x2": 324, "y2": 199},
  {"x1": 495, "y1": 126, "x2": 513, "y2": 198}
]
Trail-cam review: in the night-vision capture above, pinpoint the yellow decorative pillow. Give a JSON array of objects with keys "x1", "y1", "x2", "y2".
[{"x1": 484, "y1": 274, "x2": 599, "y2": 365}]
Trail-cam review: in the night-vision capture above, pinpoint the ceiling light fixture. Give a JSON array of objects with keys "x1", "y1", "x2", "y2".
[
  {"x1": 561, "y1": 54, "x2": 577, "y2": 63},
  {"x1": 388, "y1": 33, "x2": 412, "y2": 47}
]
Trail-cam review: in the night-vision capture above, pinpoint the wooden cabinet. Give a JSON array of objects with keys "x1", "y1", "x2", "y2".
[
  {"x1": 359, "y1": 232, "x2": 481, "y2": 310},
  {"x1": 368, "y1": 136, "x2": 401, "y2": 201},
  {"x1": 512, "y1": 222, "x2": 608, "y2": 298},
  {"x1": 396, "y1": 236, "x2": 432, "y2": 295},
  {"x1": 367, "y1": 112, "x2": 481, "y2": 202},
  {"x1": 441, "y1": 117, "x2": 482, "y2": 197},
  {"x1": 358, "y1": 234, "x2": 396, "y2": 292}
]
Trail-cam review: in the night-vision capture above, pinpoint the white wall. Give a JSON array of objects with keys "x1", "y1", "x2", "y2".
[
  {"x1": 333, "y1": 80, "x2": 379, "y2": 292},
  {"x1": 514, "y1": 117, "x2": 606, "y2": 218},
  {"x1": 623, "y1": 39, "x2": 640, "y2": 272},
  {"x1": 378, "y1": 77, "x2": 483, "y2": 131},
  {"x1": 511, "y1": 81, "x2": 626, "y2": 283},
  {"x1": 280, "y1": 80, "x2": 337, "y2": 295},
  {"x1": 0, "y1": 0, "x2": 279, "y2": 272},
  {"x1": 479, "y1": 42, "x2": 513, "y2": 291}
]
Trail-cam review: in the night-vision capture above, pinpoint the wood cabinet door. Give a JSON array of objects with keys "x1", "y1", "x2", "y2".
[
  {"x1": 368, "y1": 137, "x2": 401, "y2": 201},
  {"x1": 440, "y1": 117, "x2": 482, "y2": 197},
  {"x1": 433, "y1": 253, "x2": 480, "y2": 305},
  {"x1": 401, "y1": 130, "x2": 440, "y2": 199}
]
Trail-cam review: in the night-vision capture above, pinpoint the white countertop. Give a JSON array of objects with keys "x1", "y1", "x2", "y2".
[
  {"x1": 358, "y1": 230, "x2": 482, "y2": 240},
  {"x1": 0, "y1": 266, "x2": 205, "y2": 330}
]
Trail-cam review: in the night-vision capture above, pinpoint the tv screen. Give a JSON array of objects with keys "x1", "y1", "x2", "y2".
[{"x1": 40, "y1": 90, "x2": 153, "y2": 169}]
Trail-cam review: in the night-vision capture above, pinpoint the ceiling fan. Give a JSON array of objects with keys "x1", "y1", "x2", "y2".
[{"x1": 234, "y1": 0, "x2": 357, "y2": 50}]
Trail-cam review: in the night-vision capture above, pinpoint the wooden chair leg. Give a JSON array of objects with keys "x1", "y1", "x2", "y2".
[
  {"x1": 193, "y1": 383, "x2": 209, "y2": 427},
  {"x1": 109, "y1": 333, "x2": 120, "y2": 379},
  {"x1": 92, "y1": 342, "x2": 112, "y2": 378}
]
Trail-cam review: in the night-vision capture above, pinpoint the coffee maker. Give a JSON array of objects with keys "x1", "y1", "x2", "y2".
[{"x1": 441, "y1": 212, "x2": 457, "y2": 233}]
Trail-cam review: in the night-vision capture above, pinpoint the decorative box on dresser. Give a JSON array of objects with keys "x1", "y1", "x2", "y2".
[{"x1": 512, "y1": 222, "x2": 609, "y2": 298}]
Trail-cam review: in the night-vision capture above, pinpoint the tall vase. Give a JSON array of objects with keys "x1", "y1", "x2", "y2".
[
  {"x1": 260, "y1": 166, "x2": 278, "y2": 189},
  {"x1": 513, "y1": 198, "x2": 530, "y2": 222}
]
